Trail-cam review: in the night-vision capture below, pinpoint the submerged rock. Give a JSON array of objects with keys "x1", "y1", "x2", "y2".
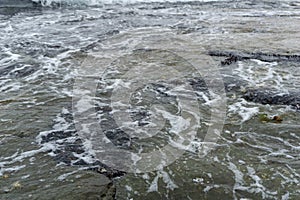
[
  {"x1": 0, "y1": 0, "x2": 38, "y2": 8},
  {"x1": 0, "y1": 0, "x2": 41, "y2": 15},
  {"x1": 209, "y1": 50, "x2": 300, "y2": 110}
]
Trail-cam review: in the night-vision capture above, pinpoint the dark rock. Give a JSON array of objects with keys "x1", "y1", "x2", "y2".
[
  {"x1": 41, "y1": 130, "x2": 75, "y2": 143},
  {"x1": 188, "y1": 77, "x2": 209, "y2": 92},
  {"x1": 209, "y1": 50, "x2": 300, "y2": 63},
  {"x1": 104, "y1": 128, "x2": 131, "y2": 148},
  {"x1": 0, "y1": 0, "x2": 39, "y2": 8},
  {"x1": 221, "y1": 55, "x2": 238, "y2": 66},
  {"x1": 0, "y1": 0, "x2": 41, "y2": 15},
  {"x1": 243, "y1": 89, "x2": 300, "y2": 110},
  {"x1": 0, "y1": 62, "x2": 39, "y2": 78}
]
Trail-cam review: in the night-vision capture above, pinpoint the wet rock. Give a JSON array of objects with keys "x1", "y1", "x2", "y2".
[
  {"x1": 209, "y1": 50, "x2": 300, "y2": 110},
  {"x1": 188, "y1": 77, "x2": 209, "y2": 92},
  {"x1": 209, "y1": 50, "x2": 300, "y2": 63},
  {"x1": 10, "y1": 40, "x2": 69, "y2": 58},
  {"x1": 0, "y1": 0, "x2": 39, "y2": 8},
  {"x1": 0, "y1": 151, "x2": 115, "y2": 200},
  {"x1": 221, "y1": 55, "x2": 238, "y2": 66},
  {"x1": 39, "y1": 111, "x2": 126, "y2": 179},
  {"x1": 243, "y1": 89, "x2": 300, "y2": 110},
  {"x1": 99, "y1": 114, "x2": 131, "y2": 148},
  {"x1": 89, "y1": 164, "x2": 126, "y2": 179},
  {"x1": 0, "y1": 0, "x2": 41, "y2": 15},
  {"x1": 40, "y1": 130, "x2": 75, "y2": 143},
  {"x1": 39, "y1": 170, "x2": 115, "y2": 200},
  {"x1": 104, "y1": 128, "x2": 131, "y2": 148},
  {"x1": 0, "y1": 62, "x2": 39, "y2": 78}
]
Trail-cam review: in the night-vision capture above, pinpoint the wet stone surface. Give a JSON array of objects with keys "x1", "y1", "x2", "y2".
[
  {"x1": 243, "y1": 89, "x2": 300, "y2": 110},
  {"x1": 1, "y1": 0, "x2": 300, "y2": 199}
]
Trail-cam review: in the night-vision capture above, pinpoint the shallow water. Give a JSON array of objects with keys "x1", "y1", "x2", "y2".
[{"x1": 0, "y1": 0, "x2": 300, "y2": 199}]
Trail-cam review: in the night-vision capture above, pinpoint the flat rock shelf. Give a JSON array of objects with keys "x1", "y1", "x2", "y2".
[{"x1": 0, "y1": 1, "x2": 300, "y2": 199}]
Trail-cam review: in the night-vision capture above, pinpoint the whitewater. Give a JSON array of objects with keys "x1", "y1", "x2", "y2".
[{"x1": 0, "y1": 0, "x2": 299, "y2": 199}]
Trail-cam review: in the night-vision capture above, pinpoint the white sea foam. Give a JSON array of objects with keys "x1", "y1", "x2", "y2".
[
  {"x1": 147, "y1": 169, "x2": 178, "y2": 193},
  {"x1": 234, "y1": 59, "x2": 297, "y2": 92},
  {"x1": 228, "y1": 98, "x2": 260, "y2": 123},
  {"x1": 1, "y1": 2, "x2": 299, "y2": 198},
  {"x1": 0, "y1": 165, "x2": 26, "y2": 176},
  {"x1": 147, "y1": 174, "x2": 159, "y2": 192},
  {"x1": 0, "y1": 145, "x2": 55, "y2": 176},
  {"x1": 33, "y1": 0, "x2": 230, "y2": 6}
]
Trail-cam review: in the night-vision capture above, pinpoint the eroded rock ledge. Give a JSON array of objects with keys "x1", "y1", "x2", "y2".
[
  {"x1": 209, "y1": 50, "x2": 300, "y2": 63},
  {"x1": 243, "y1": 89, "x2": 300, "y2": 110}
]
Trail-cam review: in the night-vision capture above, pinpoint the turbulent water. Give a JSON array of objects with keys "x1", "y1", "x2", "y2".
[{"x1": 0, "y1": 0, "x2": 300, "y2": 199}]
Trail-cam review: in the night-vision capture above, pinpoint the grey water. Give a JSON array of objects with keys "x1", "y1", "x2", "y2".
[{"x1": 0, "y1": 0, "x2": 300, "y2": 199}]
